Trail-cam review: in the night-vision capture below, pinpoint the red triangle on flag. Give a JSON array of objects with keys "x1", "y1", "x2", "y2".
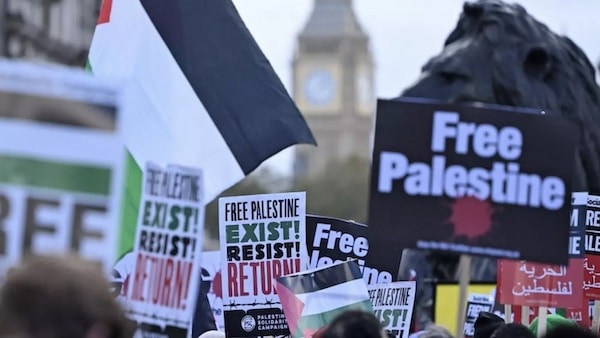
[
  {"x1": 97, "y1": 0, "x2": 113, "y2": 25},
  {"x1": 275, "y1": 281, "x2": 305, "y2": 335}
]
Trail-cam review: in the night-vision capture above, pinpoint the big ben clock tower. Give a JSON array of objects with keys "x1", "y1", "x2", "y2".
[{"x1": 292, "y1": 0, "x2": 375, "y2": 178}]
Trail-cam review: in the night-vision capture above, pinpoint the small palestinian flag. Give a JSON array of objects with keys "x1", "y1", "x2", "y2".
[{"x1": 275, "y1": 260, "x2": 373, "y2": 338}]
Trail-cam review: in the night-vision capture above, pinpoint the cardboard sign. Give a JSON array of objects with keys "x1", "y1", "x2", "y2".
[
  {"x1": 306, "y1": 215, "x2": 397, "y2": 285},
  {"x1": 513, "y1": 306, "x2": 589, "y2": 328},
  {"x1": 464, "y1": 294, "x2": 494, "y2": 338},
  {"x1": 369, "y1": 281, "x2": 416, "y2": 338},
  {"x1": 433, "y1": 284, "x2": 499, "y2": 336},
  {"x1": 498, "y1": 192, "x2": 585, "y2": 308},
  {"x1": 127, "y1": 163, "x2": 205, "y2": 338},
  {"x1": 219, "y1": 192, "x2": 307, "y2": 337},
  {"x1": 0, "y1": 60, "x2": 125, "y2": 278},
  {"x1": 368, "y1": 99, "x2": 579, "y2": 274},
  {"x1": 565, "y1": 297, "x2": 591, "y2": 328},
  {"x1": 584, "y1": 194, "x2": 600, "y2": 299},
  {"x1": 497, "y1": 260, "x2": 582, "y2": 308}
]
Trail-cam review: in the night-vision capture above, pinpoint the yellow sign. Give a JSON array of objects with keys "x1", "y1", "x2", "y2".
[{"x1": 434, "y1": 284, "x2": 496, "y2": 336}]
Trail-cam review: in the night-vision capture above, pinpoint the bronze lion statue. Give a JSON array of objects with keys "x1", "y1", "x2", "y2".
[{"x1": 395, "y1": 0, "x2": 600, "y2": 329}]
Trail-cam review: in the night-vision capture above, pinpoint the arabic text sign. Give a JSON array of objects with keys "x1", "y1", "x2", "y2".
[
  {"x1": 306, "y1": 215, "x2": 395, "y2": 285},
  {"x1": 497, "y1": 259, "x2": 582, "y2": 308},
  {"x1": 0, "y1": 60, "x2": 124, "y2": 277},
  {"x1": 367, "y1": 99, "x2": 578, "y2": 273},
  {"x1": 368, "y1": 281, "x2": 416, "y2": 338},
  {"x1": 219, "y1": 192, "x2": 307, "y2": 337},
  {"x1": 584, "y1": 194, "x2": 600, "y2": 299},
  {"x1": 565, "y1": 298, "x2": 591, "y2": 328},
  {"x1": 127, "y1": 163, "x2": 205, "y2": 337},
  {"x1": 463, "y1": 294, "x2": 494, "y2": 338}
]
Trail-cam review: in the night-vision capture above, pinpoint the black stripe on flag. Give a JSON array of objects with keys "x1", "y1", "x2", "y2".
[
  {"x1": 140, "y1": 0, "x2": 316, "y2": 174},
  {"x1": 277, "y1": 260, "x2": 363, "y2": 295}
]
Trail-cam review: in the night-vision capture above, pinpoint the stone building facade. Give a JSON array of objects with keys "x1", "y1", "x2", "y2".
[
  {"x1": 1, "y1": 0, "x2": 100, "y2": 66},
  {"x1": 292, "y1": 0, "x2": 376, "y2": 178}
]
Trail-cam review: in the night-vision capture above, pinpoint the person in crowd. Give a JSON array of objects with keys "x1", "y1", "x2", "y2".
[
  {"x1": 0, "y1": 254, "x2": 133, "y2": 338},
  {"x1": 197, "y1": 330, "x2": 225, "y2": 338},
  {"x1": 529, "y1": 314, "x2": 578, "y2": 337},
  {"x1": 541, "y1": 323, "x2": 597, "y2": 338},
  {"x1": 408, "y1": 330, "x2": 425, "y2": 338},
  {"x1": 417, "y1": 324, "x2": 454, "y2": 338},
  {"x1": 313, "y1": 326, "x2": 328, "y2": 338},
  {"x1": 321, "y1": 310, "x2": 387, "y2": 338},
  {"x1": 489, "y1": 323, "x2": 535, "y2": 338},
  {"x1": 192, "y1": 268, "x2": 218, "y2": 337},
  {"x1": 474, "y1": 312, "x2": 505, "y2": 338}
]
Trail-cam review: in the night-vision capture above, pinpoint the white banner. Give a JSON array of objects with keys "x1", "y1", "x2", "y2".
[
  {"x1": 369, "y1": 281, "x2": 416, "y2": 338},
  {"x1": 126, "y1": 162, "x2": 205, "y2": 335},
  {"x1": 0, "y1": 60, "x2": 125, "y2": 279}
]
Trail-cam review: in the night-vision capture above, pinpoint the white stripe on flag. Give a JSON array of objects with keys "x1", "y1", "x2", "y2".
[
  {"x1": 297, "y1": 278, "x2": 371, "y2": 317},
  {"x1": 88, "y1": 0, "x2": 244, "y2": 202}
]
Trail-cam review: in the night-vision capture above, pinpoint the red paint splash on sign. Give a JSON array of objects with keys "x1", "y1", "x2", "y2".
[{"x1": 450, "y1": 196, "x2": 493, "y2": 240}]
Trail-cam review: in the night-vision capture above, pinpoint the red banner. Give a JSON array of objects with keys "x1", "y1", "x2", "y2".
[
  {"x1": 583, "y1": 256, "x2": 600, "y2": 299},
  {"x1": 513, "y1": 307, "x2": 547, "y2": 325},
  {"x1": 565, "y1": 298, "x2": 590, "y2": 328},
  {"x1": 513, "y1": 305, "x2": 589, "y2": 328},
  {"x1": 497, "y1": 259, "x2": 583, "y2": 308}
]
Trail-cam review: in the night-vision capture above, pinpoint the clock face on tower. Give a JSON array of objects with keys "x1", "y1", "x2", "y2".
[{"x1": 303, "y1": 69, "x2": 336, "y2": 106}]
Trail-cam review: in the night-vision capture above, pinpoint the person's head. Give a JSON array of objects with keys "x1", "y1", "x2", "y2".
[
  {"x1": 197, "y1": 330, "x2": 225, "y2": 338},
  {"x1": 0, "y1": 254, "x2": 133, "y2": 338},
  {"x1": 322, "y1": 310, "x2": 386, "y2": 338},
  {"x1": 474, "y1": 312, "x2": 505, "y2": 338},
  {"x1": 541, "y1": 324, "x2": 596, "y2": 338},
  {"x1": 419, "y1": 325, "x2": 454, "y2": 338},
  {"x1": 490, "y1": 323, "x2": 535, "y2": 338},
  {"x1": 529, "y1": 314, "x2": 577, "y2": 337}
]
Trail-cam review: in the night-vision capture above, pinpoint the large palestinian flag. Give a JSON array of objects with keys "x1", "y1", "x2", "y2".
[
  {"x1": 88, "y1": 1, "x2": 315, "y2": 335},
  {"x1": 275, "y1": 260, "x2": 374, "y2": 338},
  {"x1": 87, "y1": 0, "x2": 316, "y2": 203}
]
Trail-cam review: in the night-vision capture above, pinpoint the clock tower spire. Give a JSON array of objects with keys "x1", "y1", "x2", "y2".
[{"x1": 292, "y1": 0, "x2": 375, "y2": 178}]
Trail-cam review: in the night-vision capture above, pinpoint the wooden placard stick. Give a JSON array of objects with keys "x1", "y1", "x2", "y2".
[
  {"x1": 592, "y1": 300, "x2": 600, "y2": 333},
  {"x1": 456, "y1": 255, "x2": 472, "y2": 338},
  {"x1": 521, "y1": 306, "x2": 530, "y2": 326},
  {"x1": 504, "y1": 304, "x2": 512, "y2": 323},
  {"x1": 537, "y1": 307, "x2": 548, "y2": 337}
]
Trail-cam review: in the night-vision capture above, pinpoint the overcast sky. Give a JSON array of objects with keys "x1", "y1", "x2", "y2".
[{"x1": 231, "y1": 0, "x2": 600, "y2": 176}]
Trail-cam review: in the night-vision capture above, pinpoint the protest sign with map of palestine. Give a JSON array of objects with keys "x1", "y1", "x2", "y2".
[
  {"x1": 0, "y1": 60, "x2": 125, "y2": 278},
  {"x1": 368, "y1": 281, "x2": 416, "y2": 338},
  {"x1": 127, "y1": 162, "x2": 205, "y2": 338},
  {"x1": 220, "y1": 192, "x2": 307, "y2": 337}
]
